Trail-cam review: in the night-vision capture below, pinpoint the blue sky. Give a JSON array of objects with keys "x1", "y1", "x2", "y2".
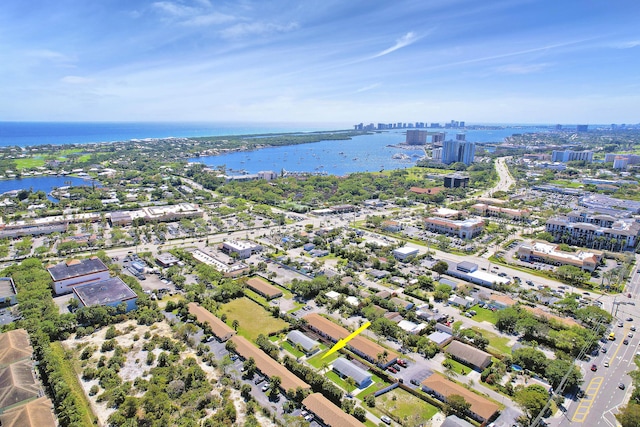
[{"x1": 1, "y1": 0, "x2": 639, "y2": 124}]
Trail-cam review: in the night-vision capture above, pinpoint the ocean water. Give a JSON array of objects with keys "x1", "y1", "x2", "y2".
[
  {"x1": 0, "y1": 122, "x2": 548, "y2": 194},
  {"x1": 0, "y1": 121, "x2": 344, "y2": 147},
  {"x1": 0, "y1": 176, "x2": 99, "y2": 202},
  {"x1": 192, "y1": 126, "x2": 548, "y2": 176}
]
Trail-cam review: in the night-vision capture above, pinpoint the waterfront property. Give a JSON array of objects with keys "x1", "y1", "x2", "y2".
[{"x1": 47, "y1": 257, "x2": 110, "y2": 295}]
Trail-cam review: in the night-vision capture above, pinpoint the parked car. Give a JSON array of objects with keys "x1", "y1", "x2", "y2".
[
  {"x1": 591, "y1": 364, "x2": 597, "y2": 371},
  {"x1": 619, "y1": 383, "x2": 626, "y2": 390},
  {"x1": 387, "y1": 366, "x2": 397, "y2": 374},
  {"x1": 381, "y1": 415, "x2": 392, "y2": 425},
  {"x1": 261, "y1": 383, "x2": 270, "y2": 392}
]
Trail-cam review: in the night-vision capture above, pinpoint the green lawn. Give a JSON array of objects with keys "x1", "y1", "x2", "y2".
[
  {"x1": 377, "y1": 388, "x2": 439, "y2": 423},
  {"x1": 549, "y1": 179, "x2": 583, "y2": 189},
  {"x1": 306, "y1": 346, "x2": 337, "y2": 369},
  {"x1": 471, "y1": 305, "x2": 499, "y2": 324},
  {"x1": 281, "y1": 341, "x2": 305, "y2": 358},
  {"x1": 471, "y1": 326, "x2": 512, "y2": 354},
  {"x1": 443, "y1": 358, "x2": 470, "y2": 375},
  {"x1": 219, "y1": 297, "x2": 289, "y2": 342},
  {"x1": 14, "y1": 157, "x2": 45, "y2": 169}
]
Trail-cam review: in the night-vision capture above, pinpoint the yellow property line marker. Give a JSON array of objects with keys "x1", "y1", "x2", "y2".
[{"x1": 322, "y1": 321, "x2": 372, "y2": 359}]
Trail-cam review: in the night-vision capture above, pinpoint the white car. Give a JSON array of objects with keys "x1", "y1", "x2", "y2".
[{"x1": 604, "y1": 360, "x2": 610, "y2": 367}]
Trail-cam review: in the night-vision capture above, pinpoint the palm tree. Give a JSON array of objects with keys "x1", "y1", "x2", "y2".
[
  {"x1": 232, "y1": 319, "x2": 239, "y2": 331},
  {"x1": 345, "y1": 377, "x2": 356, "y2": 397}
]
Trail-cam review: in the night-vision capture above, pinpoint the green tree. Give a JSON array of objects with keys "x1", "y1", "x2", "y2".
[
  {"x1": 431, "y1": 260, "x2": 449, "y2": 275},
  {"x1": 616, "y1": 403, "x2": 640, "y2": 427},
  {"x1": 515, "y1": 384, "x2": 549, "y2": 422},
  {"x1": 444, "y1": 394, "x2": 470, "y2": 417}
]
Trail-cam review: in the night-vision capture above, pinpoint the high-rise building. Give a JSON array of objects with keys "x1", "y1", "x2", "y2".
[
  {"x1": 551, "y1": 150, "x2": 593, "y2": 163},
  {"x1": 456, "y1": 133, "x2": 466, "y2": 141},
  {"x1": 577, "y1": 125, "x2": 589, "y2": 132},
  {"x1": 442, "y1": 140, "x2": 475, "y2": 165},
  {"x1": 405, "y1": 130, "x2": 428, "y2": 145}
]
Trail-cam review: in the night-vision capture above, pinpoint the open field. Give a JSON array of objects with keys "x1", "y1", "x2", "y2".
[
  {"x1": 471, "y1": 326, "x2": 512, "y2": 354},
  {"x1": 220, "y1": 297, "x2": 289, "y2": 341},
  {"x1": 471, "y1": 305, "x2": 499, "y2": 324},
  {"x1": 377, "y1": 388, "x2": 439, "y2": 423}
]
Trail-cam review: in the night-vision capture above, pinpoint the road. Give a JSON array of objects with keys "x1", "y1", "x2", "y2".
[{"x1": 483, "y1": 156, "x2": 515, "y2": 197}]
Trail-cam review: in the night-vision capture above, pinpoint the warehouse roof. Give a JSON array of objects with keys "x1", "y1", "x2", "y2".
[
  {"x1": 73, "y1": 277, "x2": 137, "y2": 307},
  {"x1": 47, "y1": 257, "x2": 108, "y2": 281}
]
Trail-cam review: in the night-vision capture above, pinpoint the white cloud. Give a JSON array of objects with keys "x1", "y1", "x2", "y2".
[
  {"x1": 61, "y1": 76, "x2": 94, "y2": 84},
  {"x1": 495, "y1": 63, "x2": 550, "y2": 74},
  {"x1": 27, "y1": 49, "x2": 73, "y2": 63},
  {"x1": 220, "y1": 21, "x2": 299, "y2": 39},
  {"x1": 371, "y1": 31, "x2": 420, "y2": 59},
  {"x1": 354, "y1": 83, "x2": 381, "y2": 93},
  {"x1": 152, "y1": 1, "x2": 197, "y2": 17},
  {"x1": 612, "y1": 40, "x2": 640, "y2": 49},
  {"x1": 183, "y1": 12, "x2": 235, "y2": 26}
]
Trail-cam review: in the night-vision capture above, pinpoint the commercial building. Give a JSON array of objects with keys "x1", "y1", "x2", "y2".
[
  {"x1": 188, "y1": 302, "x2": 235, "y2": 342},
  {"x1": 246, "y1": 277, "x2": 283, "y2": 300},
  {"x1": 221, "y1": 240, "x2": 262, "y2": 259},
  {"x1": 445, "y1": 340, "x2": 492, "y2": 371},
  {"x1": 190, "y1": 249, "x2": 249, "y2": 277},
  {"x1": 332, "y1": 357, "x2": 372, "y2": 388},
  {"x1": 442, "y1": 140, "x2": 475, "y2": 165},
  {"x1": 286, "y1": 330, "x2": 320, "y2": 356},
  {"x1": 518, "y1": 241, "x2": 603, "y2": 272},
  {"x1": 551, "y1": 150, "x2": 593, "y2": 163},
  {"x1": 155, "y1": 253, "x2": 180, "y2": 267},
  {"x1": 73, "y1": 277, "x2": 138, "y2": 312},
  {"x1": 443, "y1": 173, "x2": 470, "y2": 188},
  {"x1": 392, "y1": 246, "x2": 419, "y2": 261},
  {"x1": 0, "y1": 396, "x2": 56, "y2": 427},
  {"x1": 545, "y1": 214, "x2": 640, "y2": 252},
  {"x1": 229, "y1": 335, "x2": 310, "y2": 393},
  {"x1": 302, "y1": 393, "x2": 364, "y2": 427},
  {"x1": 47, "y1": 257, "x2": 111, "y2": 295},
  {"x1": 421, "y1": 374, "x2": 499, "y2": 423},
  {"x1": 424, "y1": 217, "x2": 484, "y2": 239},
  {"x1": 471, "y1": 204, "x2": 530, "y2": 220},
  {"x1": 445, "y1": 261, "x2": 510, "y2": 289},
  {"x1": 580, "y1": 194, "x2": 640, "y2": 214}
]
